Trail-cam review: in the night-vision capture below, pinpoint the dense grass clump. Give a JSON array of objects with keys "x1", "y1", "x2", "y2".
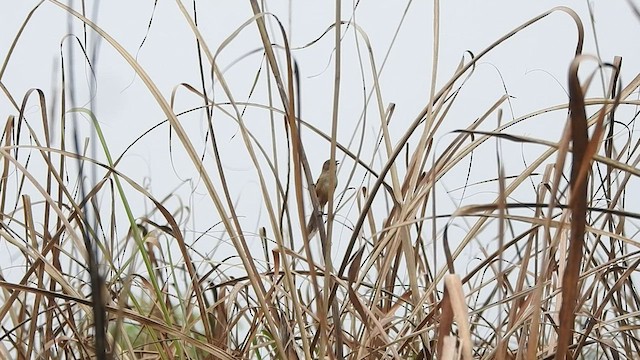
[{"x1": 1, "y1": 2, "x2": 639, "y2": 359}]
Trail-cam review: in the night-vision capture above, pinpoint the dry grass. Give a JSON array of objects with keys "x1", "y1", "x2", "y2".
[{"x1": 1, "y1": 1, "x2": 639, "y2": 359}]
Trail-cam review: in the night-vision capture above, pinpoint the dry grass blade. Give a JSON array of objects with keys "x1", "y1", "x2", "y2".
[{"x1": 554, "y1": 55, "x2": 592, "y2": 360}]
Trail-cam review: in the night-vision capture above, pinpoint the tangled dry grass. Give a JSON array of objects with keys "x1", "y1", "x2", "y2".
[{"x1": 1, "y1": 1, "x2": 639, "y2": 359}]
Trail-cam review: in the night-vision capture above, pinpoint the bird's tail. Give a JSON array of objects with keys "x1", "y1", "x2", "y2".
[{"x1": 306, "y1": 213, "x2": 321, "y2": 240}]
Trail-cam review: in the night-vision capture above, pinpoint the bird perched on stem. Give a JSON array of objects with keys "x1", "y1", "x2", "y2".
[{"x1": 306, "y1": 159, "x2": 339, "y2": 237}]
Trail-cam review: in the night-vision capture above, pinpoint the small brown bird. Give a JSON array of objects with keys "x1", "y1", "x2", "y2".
[{"x1": 306, "y1": 159, "x2": 339, "y2": 236}]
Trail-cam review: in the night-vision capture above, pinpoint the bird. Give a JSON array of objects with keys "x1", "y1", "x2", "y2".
[{"x1": 306, "y1": 159, "x2": 339, "y2": 237}]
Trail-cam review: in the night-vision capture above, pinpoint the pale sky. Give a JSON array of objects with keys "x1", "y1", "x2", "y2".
[{"x1": 1, "y1": 1, "x2": 639, "y2": 276}]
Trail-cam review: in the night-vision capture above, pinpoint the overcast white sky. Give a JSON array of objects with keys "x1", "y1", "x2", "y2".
[{"x1": 1, "y1": 1, "x2": 640, "y2": 275}]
